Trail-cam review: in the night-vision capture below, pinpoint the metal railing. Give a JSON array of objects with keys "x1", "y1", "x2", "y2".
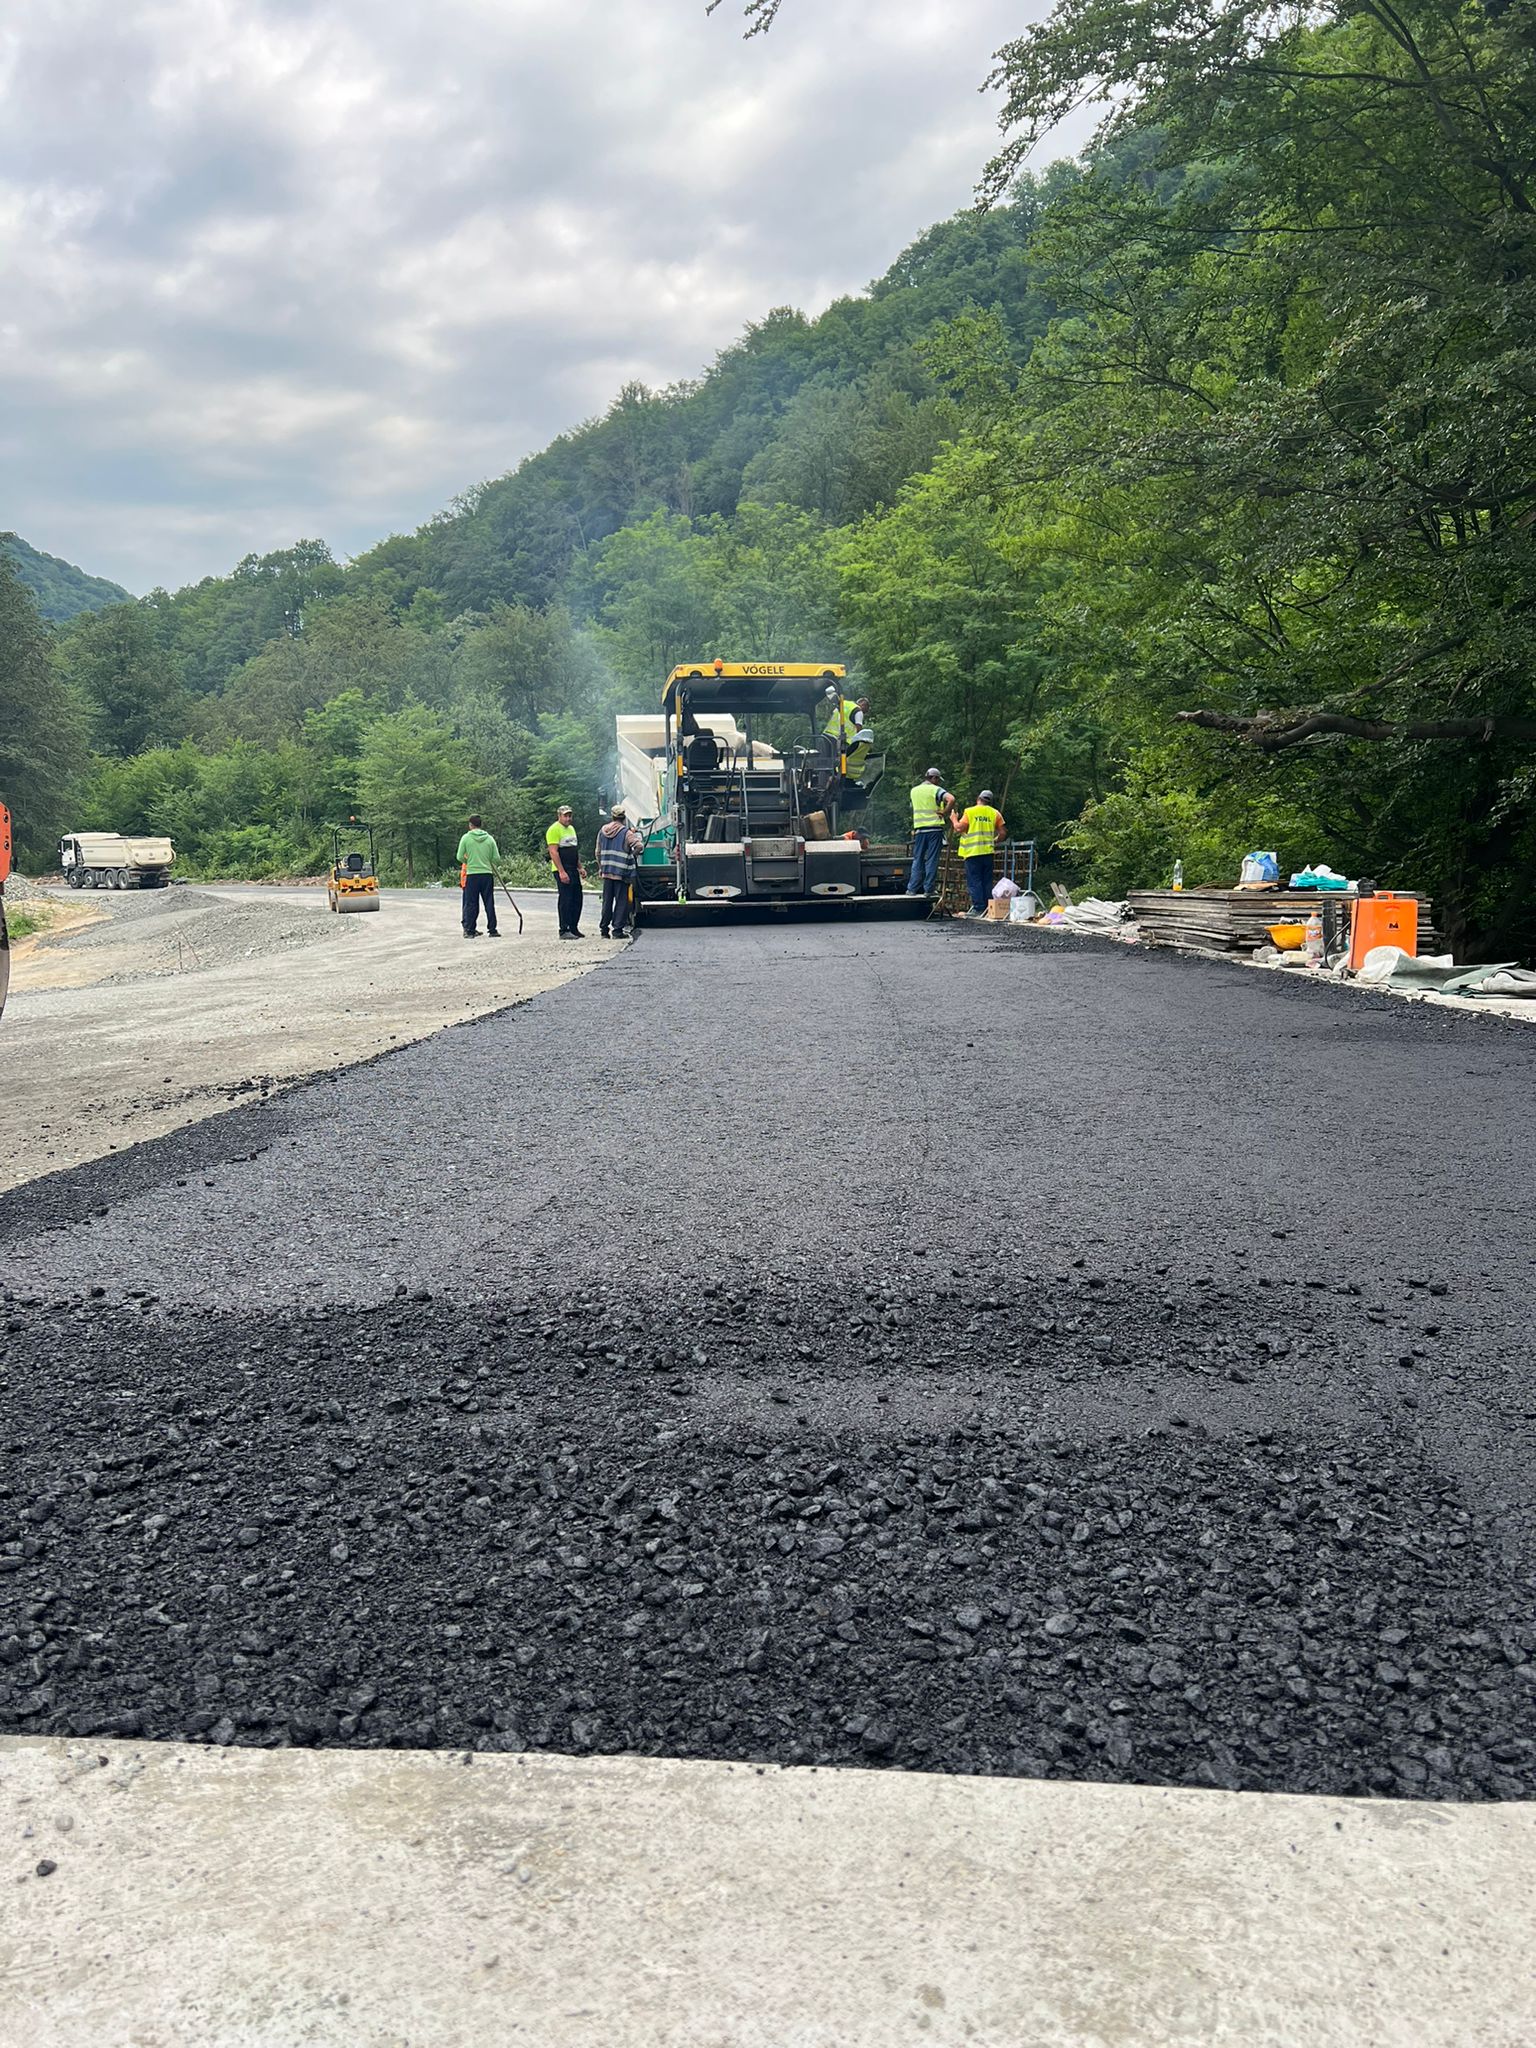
[{"x1": 934, "y1": 837, "x2": 1037, "y2": 917}]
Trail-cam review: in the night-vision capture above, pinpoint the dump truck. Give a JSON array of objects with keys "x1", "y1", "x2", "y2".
[
  {"x1": 58, "y1": 831, "x2": 175, "y2": 891},
  {"x1": 618, "y1": 662, "x2": 919, "y2": 918}
]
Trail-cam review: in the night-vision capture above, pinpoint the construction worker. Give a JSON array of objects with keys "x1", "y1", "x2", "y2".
[
  {"x1": 456, "y1": 814, "x2": 501, "y2": 940},
  {"x1": 951, "y1": 788, "x2": 1006, "y2": 918},
  {"x1": 906, "y1": 768, "x2": 951, "y2": 896},
  {"x1": 596, "y1": 806, "x2": 643, "y2": 939},
  {"x1": 545, "y1": 803, "x2": 585, "y2": 940},
  {"x1": 819, "y1": 685, "x2": 861, "y2": 773}
]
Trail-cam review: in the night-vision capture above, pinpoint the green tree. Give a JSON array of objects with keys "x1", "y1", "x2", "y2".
[
  {"x1": 510, "y1": 715, "x2": 602, "y2": 860},
  {"x1": 700, "y1": 503, "x2": 838, "y2": 658},
  {"x1": 55, "y1": 602, "x2": 187, "y2": 756},
  {"x1": 0, "y1": 553, "x2": 91, "y2": 864},
  {"x1": 356, "y1": 701, "x2": 472, "y2": 882},
  {"x1": 201, "y1": 595, "x2": 429, "y2": 746},
  {"x1": 834, "y1": 442, "x2": 1088, "y2": 837},
  {"x1": 576, "y1": 511, "x2": 725, "y2": 695}
]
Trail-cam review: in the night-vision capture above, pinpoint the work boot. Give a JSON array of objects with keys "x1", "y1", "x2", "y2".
[
  {"x1": 463, "y1": 929, "x2": 480, "y2": 939},
  {"x1": 486, "y1": 929, "x2": 502, "y2": 939}
]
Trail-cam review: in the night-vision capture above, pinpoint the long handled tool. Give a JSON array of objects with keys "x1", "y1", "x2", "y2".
[{"x1": 494, "y1": 867, "x2": 524, "y2": 935}]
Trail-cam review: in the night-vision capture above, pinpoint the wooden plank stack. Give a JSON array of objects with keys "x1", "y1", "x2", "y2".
[{"x1": 1127, "y1": 888, "x2": 1438, "y2": 954}]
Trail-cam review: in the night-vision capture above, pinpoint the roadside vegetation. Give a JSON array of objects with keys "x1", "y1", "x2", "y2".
[
  {"x1": 0, "y1": 0, "x2": 1530, "y2": 952},
  {"x1": 4, "y1": 903, "x2": 52, "y2": 943}
]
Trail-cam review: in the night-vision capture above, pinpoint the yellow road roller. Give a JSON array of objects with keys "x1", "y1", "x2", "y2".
[{"x1": 328, "y1": 819, "x2": 381, "y2": 913}]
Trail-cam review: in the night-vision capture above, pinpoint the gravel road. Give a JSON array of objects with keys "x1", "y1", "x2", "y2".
[
  {"x1": 2, "y1": 922, "x2": 1533, "y2": 1799},
  {"x1": 0, "y1": 883, "x2": 591, "y2": 1189}
]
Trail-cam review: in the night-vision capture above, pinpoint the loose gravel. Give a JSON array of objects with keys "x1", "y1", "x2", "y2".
[
  {"x1": 55, "y1": 886, "x2": 356, "y2": 980},
  {"x1": 3, "y1": 923, "x2": 1533, "y2": 1798}
]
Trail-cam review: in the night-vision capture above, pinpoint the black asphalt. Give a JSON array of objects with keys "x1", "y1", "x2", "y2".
[{"x1": 3, "y1": 922, "x2": 1534, "y2": 1796}]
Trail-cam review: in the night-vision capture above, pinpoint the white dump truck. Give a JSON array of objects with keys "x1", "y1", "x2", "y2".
[{"x1": 58, "y1": 832, "x2": 176, "y2": 891}]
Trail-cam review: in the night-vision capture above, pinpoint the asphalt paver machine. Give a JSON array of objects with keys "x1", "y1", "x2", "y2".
[
  {"x1": 328, "y1": 819, "x2": 381, "y2": 914},
  {"x1": 627, "y1": 662, "x2": 920, "y2": 920}
]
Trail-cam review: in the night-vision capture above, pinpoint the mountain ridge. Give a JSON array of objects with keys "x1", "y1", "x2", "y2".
[{"x1": 1, "y1": 533, "x2": 132, "y2": 623}]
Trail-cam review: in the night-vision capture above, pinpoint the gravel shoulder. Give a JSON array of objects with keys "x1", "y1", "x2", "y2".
[
  {"x1": 0, "y1": 884, "x2": 599, "y2": 1191},
  {"x1": 1, "y1": 920, "x2": 1533, "y2": 1803}
]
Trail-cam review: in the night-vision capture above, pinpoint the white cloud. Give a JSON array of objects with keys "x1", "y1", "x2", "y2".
[{"x1": 0, "y1": 0, "x2": 1083, "y2": 591}]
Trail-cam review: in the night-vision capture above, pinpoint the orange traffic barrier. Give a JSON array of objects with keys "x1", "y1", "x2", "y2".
[{"x1": 1349, "y1": 891, "x2": 1418, "y2": 969}]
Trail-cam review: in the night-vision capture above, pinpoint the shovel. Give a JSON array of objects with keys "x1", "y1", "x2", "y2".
[{"x1": 494, "y1": 868, "x2": 525, "y2": 936}]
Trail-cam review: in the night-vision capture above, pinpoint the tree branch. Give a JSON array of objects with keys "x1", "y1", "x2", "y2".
[
  {"x1": 705, "y1": 0, "x2": 783, "y2": 34},
  {"x1": 1176, "y1": 708, "x2": 1536, "y2": 749}
]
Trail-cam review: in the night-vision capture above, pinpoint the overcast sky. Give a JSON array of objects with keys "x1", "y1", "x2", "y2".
[{"x1": 1, "y1": 1, "x2": 1078, "y2": 594}]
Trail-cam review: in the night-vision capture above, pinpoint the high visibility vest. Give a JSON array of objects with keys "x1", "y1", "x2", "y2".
[
  {"x1": 823, "y1": 698, "x2": 858, "y2": 744},
  {"x1": 957, "y1": 804, "x2": 1003, "y2": 858},
  {"x1": 911, "y1": 781, "x2": 945, "y2": 830},
  {"x1": 597, "y1": 825, "x2": 638, "y2": 880}
]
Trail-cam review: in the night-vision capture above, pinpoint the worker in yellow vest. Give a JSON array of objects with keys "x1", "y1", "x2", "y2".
[
  {"x1": 906, "y1": 768, "x2": 952, "y2": 896},
  {"x1": 951, "y1": 789, "x2": 1006, "y2": 917},
  {"x1": 820, "y1": 686, "x2": 862, "y2": 773}
]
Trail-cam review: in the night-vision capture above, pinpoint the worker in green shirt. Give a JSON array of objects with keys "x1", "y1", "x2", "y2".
[
  {"x1": 545, "y1": 803, "x2": 585, "y2": 939},
  {"x1": 455, "y1": 814, "x2": 501, "y2": 939}
]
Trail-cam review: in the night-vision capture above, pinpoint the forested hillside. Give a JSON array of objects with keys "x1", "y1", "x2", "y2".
[
  {"x1": 1, "y1": 534, "x2": 130, "y2": 623},
  {"x1": 3, "y1": 0, "x2": 1532, "y2": 952}
]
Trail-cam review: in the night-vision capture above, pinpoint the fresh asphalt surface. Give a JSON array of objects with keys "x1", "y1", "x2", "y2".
[{"x1": 2, "y1": 920, "x2": 1534, "y2": 1796}]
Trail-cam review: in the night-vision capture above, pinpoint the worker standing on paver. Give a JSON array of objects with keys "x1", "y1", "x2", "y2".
[
  {"x1": 596, "y1": 806, "x2": 643, "y2": 939},
  {"x1": 456, "y1": 814, "x2": 501, "y2": 941},
  {"x1": 820, "y1": 685, "x2": 861, "y2": 773},
  {"x1": 906, "y1": 767, "x2": 951, "y2": 896},
  {"x1": 951, "y1": 789, "x2": 1006, "y2": 918},
  {"x1": 546, "y1": 804, "x2": 585, "y2": 941}
]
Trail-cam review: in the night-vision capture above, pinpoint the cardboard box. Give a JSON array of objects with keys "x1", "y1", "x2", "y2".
[
  {"x1": 985, "y1": 897, "x2": 1011, "y2": 921},
  {"x1": 802, "y1": 811, "x2": 831, "y2": 841}
]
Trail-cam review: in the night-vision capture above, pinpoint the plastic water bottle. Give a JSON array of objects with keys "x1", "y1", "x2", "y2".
[
  {"x1": 1171, "y1": 860, "x2": 1184, "y2": 892},
  {"x1": 1304, "y1": 910, "x2": 1324, "y2": 964}
]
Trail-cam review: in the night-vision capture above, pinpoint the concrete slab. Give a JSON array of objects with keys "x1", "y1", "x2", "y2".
[{"x1": 2, "y1": 1739, "x2": 1532, "y2": 2047}]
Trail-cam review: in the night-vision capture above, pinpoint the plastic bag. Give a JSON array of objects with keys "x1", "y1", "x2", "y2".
[
  {"x1": 991, "y1": 876, "x2": 1021, "y2": 899},
  {"x1": 1240, "y1": 850, "x2": 1279, "y2": 885}
]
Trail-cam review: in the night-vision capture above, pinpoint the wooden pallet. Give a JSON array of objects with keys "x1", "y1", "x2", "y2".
[{"x1": 1127, "y1": 888, "x2": 1438, "y2": 954}]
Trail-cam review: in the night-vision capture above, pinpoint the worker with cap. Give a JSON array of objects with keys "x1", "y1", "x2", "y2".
[
  {"x1": 595, "y1": 805, "x2": 644, "y2": 939},
  {"x1": 906, "y1": 767, "x2": 951, "y2": 896},
  {"x1": 545, "y1": 803, "x2": 585, "y2": 939},
  {"x1": 456, "y1": 813, "x2": 501, "y2": 939},
  {"x1": 951, "y1": 788, "x2": 1006, "y2": 918}
]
